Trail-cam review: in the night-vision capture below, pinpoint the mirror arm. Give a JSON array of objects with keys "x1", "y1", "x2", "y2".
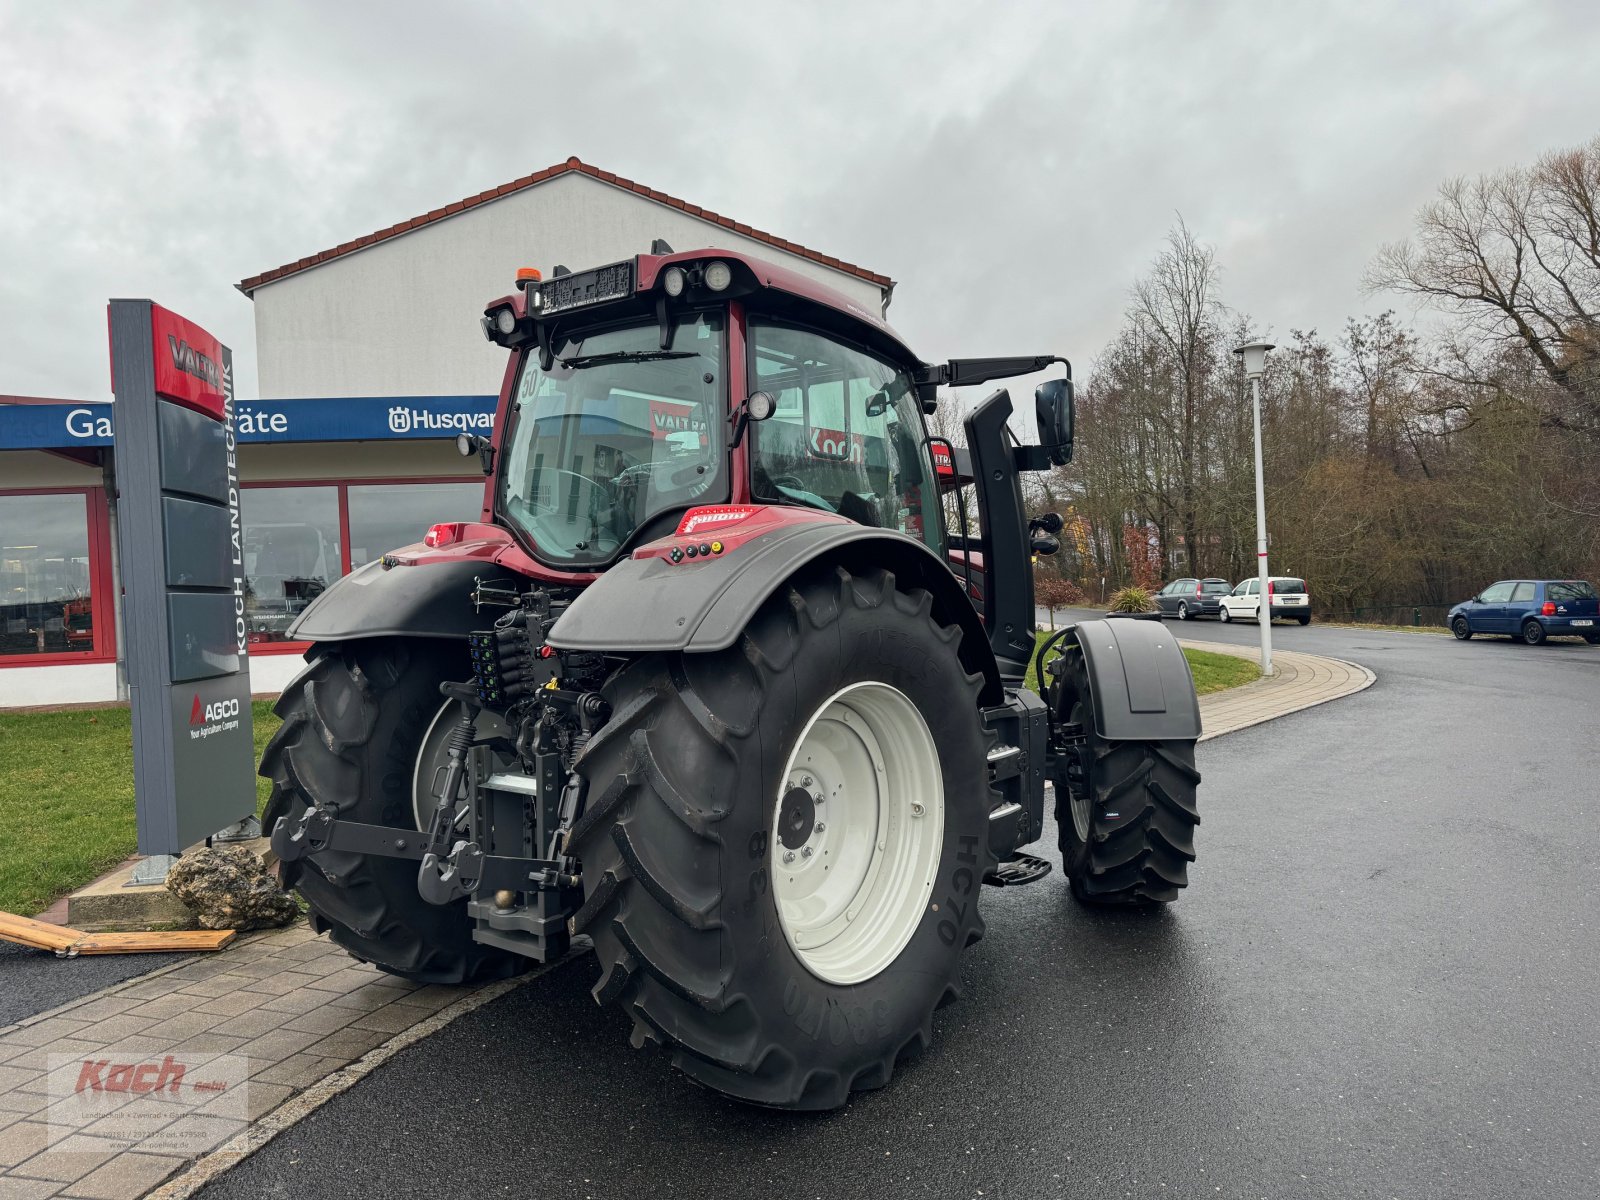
[{"x1": 1013, "y1": 444, "x2": 1054, "y2": 473}]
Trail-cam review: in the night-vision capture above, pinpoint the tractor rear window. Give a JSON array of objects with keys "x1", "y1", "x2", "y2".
[
  {"x1": 1548, "y1": 581, "x2": 1597, "y2": 601},
  {"x1": 497, "y1": 313, "x2": 727, "y2": 565}
]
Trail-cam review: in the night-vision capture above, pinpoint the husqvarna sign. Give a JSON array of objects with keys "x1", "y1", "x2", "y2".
[
  {"x1": 108, "y1": 299, "x2": 256, "y2": 855},
  {"x1": 0, "y1": 394, "x2": 497, "y2": 449}
]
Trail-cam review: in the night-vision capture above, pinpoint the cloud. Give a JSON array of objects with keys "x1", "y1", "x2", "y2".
[{"x1": 2, "y1": 0, "x2": 1597, "y2": 416}]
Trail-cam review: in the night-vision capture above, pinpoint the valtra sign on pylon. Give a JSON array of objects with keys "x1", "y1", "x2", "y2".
[{"x1": 108, "y1": 300, "x2": 256, "y2": 857}]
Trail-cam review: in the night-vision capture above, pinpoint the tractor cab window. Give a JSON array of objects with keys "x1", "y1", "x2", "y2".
[
  {"x1": 497, "y1": 312, "x2": 726, "y2": 565},
  {"x1": 748, "y1": 321, "x2": 940, "y2": 550}
]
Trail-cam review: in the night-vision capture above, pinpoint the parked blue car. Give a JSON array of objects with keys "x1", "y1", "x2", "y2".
[{"x1": 1449, "y1": 579, "x2": 1600, "y2": 645}]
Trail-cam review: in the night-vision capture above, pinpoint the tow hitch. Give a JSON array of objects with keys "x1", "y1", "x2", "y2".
[{"x1": 269, "y1": 679, "x2": 584, "y2": 959}]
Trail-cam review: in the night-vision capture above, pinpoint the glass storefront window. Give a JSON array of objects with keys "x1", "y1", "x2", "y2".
[
  {"x1": 0, "y1": 494, "x2": 94, "y2": 657},
  {"x1": 239, "y1": 487, "x2": 341, "y2": 645},
  {"x1": 347, "y1": 482, "x2": 484, "y2": 568}
]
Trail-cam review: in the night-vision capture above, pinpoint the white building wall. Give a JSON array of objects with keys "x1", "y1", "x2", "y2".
[
  {"x1": 0, "y1": 662, "x2": 119, "y2": 708},
  {"x1": 0, "y1": 654, "x2": 312, "y2": 709},
  {"x1": 253, "y1": 173, "x2": 888, "y2": 399}
]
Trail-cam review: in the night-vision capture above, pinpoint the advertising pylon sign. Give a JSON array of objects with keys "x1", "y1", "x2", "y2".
[{"x1": 108, "y1": 300, "x2": 255, "y2": 855}]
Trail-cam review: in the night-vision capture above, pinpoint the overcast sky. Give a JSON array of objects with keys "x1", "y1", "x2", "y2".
[{"x1": 3, "y1": 0, "x2": 1599, "y2": 408}]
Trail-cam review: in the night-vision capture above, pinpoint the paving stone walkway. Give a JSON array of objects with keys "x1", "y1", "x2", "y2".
[
  {"x1": 1185, "y1": 638, "x2": 1375, "y2": 740},
  {"x1": 0, "y1": 922, "x2": 497, "y2": 1199},
  {"x1": 0, "y1": 640, "x2": 1373, "y2": 1198}
]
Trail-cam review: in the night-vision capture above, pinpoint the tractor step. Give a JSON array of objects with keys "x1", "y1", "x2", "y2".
[{"x1": 984, "y1": 853, "x2": 1053, "y2": 887}]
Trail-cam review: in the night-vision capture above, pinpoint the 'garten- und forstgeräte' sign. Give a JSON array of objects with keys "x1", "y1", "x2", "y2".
[{"x1": 108, "y1": 300, "x2": 255, "y2": 855}]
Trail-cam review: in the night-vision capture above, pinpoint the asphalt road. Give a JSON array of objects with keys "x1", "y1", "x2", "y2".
[
  {"x1": 182, "y1": 621, "x2": 1592, "y2": 1198},
  {"x1": 0, "y1": 941, "x2": 182, "y2": 1027}
]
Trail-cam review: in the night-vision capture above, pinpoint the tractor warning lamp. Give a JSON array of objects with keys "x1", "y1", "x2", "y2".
[{"x1": 424, "y1": 522, "x2": 467, "y2": 549}]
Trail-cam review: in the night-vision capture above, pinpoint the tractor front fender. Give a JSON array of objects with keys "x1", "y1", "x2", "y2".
[
  {"x1": 288, "y1": 558, "x2": 522, "y2": 643},
  {"x1": 548, "y1": 523, "x2": 1003, "y2": 704},
  {"x1": 1070, "y1": 617, "x2": 1202, "y2": 742}
]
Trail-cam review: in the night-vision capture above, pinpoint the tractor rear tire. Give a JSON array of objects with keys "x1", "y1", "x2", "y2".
[
  {"x1": 261, "y1": 639, "x2": 527, "y2": 985},
  {"x1": 569, "y1": 564, "x2": 995, "y2": 1110},
  {"x1": 1050, "y1": 644, "x2": 1200, "y2": 905}
]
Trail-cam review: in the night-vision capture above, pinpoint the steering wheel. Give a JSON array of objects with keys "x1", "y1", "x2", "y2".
[{"x1": 525, "y1": 468, "x2": 614, "y2": 513}]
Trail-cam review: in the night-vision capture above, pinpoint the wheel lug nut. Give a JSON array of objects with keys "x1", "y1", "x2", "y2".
[
  {"x1": 911, "y1": 801, "x2": 926, "y2": 818},
  {"x1": 814, "y1": 822, "x2": 826, "y2": 833},
  {"x1": 801, "y1": 846, "x2": 814, "y2": 858},
  {"x1": 782, "y1": 850, "x2": 795, "y2": 864}
]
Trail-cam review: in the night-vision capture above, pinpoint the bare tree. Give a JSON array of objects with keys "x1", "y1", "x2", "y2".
[
  {"x1": 1130, "y1": 217, "x2": 1227, "y2": 573},
  {"x1": 1367, "y1": 135, "x2": 1600, "y2": 435}
]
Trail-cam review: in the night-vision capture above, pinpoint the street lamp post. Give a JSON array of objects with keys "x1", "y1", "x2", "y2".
[{"x1": 1234, "y1": 339, "x2": 1276, "y2": 677}]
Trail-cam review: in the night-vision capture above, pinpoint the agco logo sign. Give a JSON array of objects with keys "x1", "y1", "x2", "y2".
[
  {"x1": 188, "y1": 694, "x2": 242, "y2": 740},
  {"x1": 190, "y1": 696, "x2": 240, "y2": 725}
]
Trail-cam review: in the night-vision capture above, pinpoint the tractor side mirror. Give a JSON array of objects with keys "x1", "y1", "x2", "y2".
[
  {"x1": 456, "y1": 432, "x2": 495, "y2": 476},
  {"x1": 1034, "y1": 377, "x2": 1074, "y2": 466},
  {"x1": 1030, "y1": 533, "x2": 1061, "y2": 556},
  {"x1": 1030, "y1": 512, "x2": 1065, "y2": 535}
]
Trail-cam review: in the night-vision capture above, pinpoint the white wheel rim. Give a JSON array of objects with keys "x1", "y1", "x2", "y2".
[
  {"x1": 412, "y1": 701, "x2": 511, "y2": 832},
  {"x1": 772, "y1": 682, "x2": 944, "y2": 986}
]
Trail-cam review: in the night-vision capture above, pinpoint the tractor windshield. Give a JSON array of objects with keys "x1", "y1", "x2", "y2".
[{"x1": 497, "y1": 312, "x2": 726, "y2": 565}]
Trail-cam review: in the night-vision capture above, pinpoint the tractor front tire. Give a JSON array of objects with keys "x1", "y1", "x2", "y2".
[
  {"x1": 261, "y1": 639, "x2": 526, "y2": 985},
  {"x1": 1051, "y1": 644, "x2": 1200, "y2": 905},
  {"x1": 570, "y1": 565, "x2": 995, "y2": 1110}
]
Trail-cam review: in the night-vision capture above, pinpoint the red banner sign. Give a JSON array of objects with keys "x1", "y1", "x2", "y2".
[{"x1": 150, "y1": 304, "x2": 226, "y2": 420}]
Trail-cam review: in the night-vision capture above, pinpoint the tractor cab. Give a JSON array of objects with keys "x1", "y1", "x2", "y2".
[{"x1": 478, "y1": 250, "x2": 964, "y2": 572}]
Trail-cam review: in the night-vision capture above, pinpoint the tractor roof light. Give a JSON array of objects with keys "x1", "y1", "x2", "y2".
[
  {"x1": 494, "y1": 307, "x2": 517, "y2": 337},
  {"x1": 703, "y1": 260, "x2": 733, "y2": 292},
  {"x1": 424, "y1": 522, "x2": 466, "y2": 548},
  {"x1": 662, "y1": 266, "x2": 686, "y2": 297}
]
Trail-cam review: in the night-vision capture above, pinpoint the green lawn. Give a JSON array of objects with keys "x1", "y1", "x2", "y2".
[
  {"x1": 1026, "y1": 631, "x2": 1260, "y2": 695},
  {"x1": 0, "y1": 701, "x2": 281, "y2": 917}
]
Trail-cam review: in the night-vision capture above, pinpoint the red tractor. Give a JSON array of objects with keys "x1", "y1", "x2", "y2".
[{"x1": 265, "y1": 246, "x2": 1201, "y2": 1109}]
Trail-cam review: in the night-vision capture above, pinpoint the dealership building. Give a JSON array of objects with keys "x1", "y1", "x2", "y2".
[{"x1": 0, "y1": 157, "x2": 893, "y2": 707}]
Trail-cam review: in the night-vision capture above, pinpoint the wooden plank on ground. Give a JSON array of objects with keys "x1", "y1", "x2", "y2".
[
  {"x1": 69, "y1": 929, "x2": 237, "y2": 955},
  {"x1": 0, "y1": 910, "x2": 81, "y2": 952},
  {"x1": 0, "y1": 911, "x2": 236, "y2": 955}
]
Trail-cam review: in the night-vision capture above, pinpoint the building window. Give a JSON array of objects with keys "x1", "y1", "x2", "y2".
[
  {"x1": 347, "y1": 482, "x2": 484, "y2": 569},
  {"x1": 239, "y1": 486, "x2": 342, "y2": 645},
  {"x1": 0, "y1": 493, "x2": 99, "y2": 659}
]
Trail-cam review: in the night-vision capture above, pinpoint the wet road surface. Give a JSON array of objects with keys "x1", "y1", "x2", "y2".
[{"x1": 185, "y1": 622, "x2": 1598, "y2": 1198}]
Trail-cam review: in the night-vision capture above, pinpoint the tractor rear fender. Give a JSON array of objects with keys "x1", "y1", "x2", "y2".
[
  {"x1": 1068, "y1": 618, "x2": 1202, "y2": 742},
  {"x1": 548, "y1": 523, "x2": 1004, "y2": 705},
  {"x1": 287, "y1": 558, "x2": 522, "y2": 643}
]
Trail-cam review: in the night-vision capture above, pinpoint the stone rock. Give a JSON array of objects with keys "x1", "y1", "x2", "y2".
[{"x1": 166, "y1": 845, "x2": 300, "y2": 931}]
